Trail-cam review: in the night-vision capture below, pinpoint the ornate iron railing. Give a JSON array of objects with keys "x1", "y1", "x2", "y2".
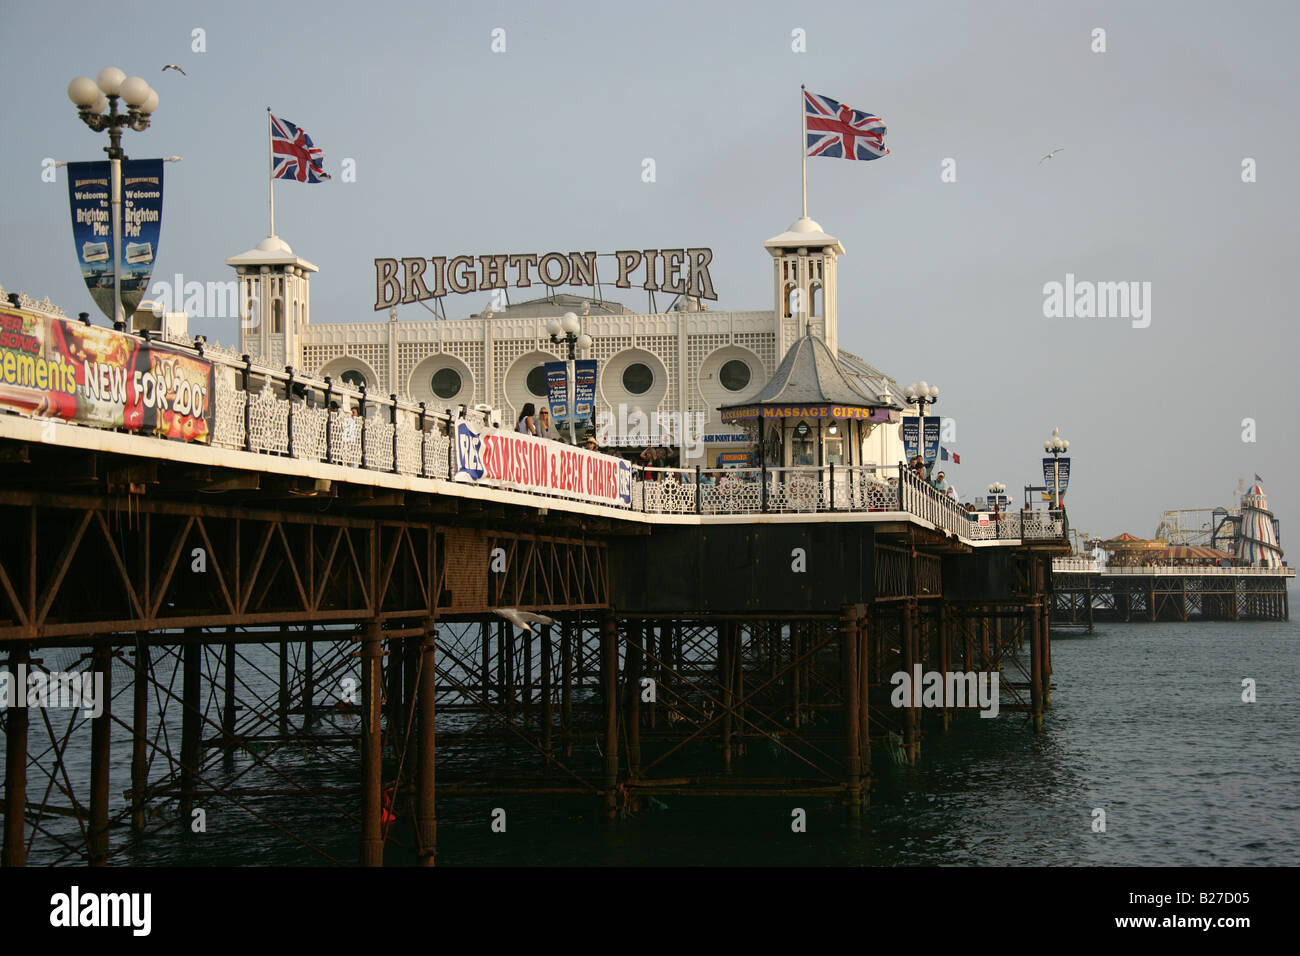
[{"x1": 22, "y1": 342, "x2": 1068, "y2": 541}]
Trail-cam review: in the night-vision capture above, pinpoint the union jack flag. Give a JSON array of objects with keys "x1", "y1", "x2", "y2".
[
  {"x1": 804, "y1": 92, "x2": 889, "y2": 161},
  {"x1": 270, "y1": 114, "x2": 331, "y2": 183}
]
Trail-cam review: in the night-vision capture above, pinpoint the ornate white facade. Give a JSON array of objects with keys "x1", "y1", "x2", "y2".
[{"x1": 231, "y1": 216, "x2": 906, "y2": 466}]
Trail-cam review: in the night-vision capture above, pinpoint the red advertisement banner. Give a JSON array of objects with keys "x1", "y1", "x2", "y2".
[{"x1": 0, "y1": 308, "x2": 213, "y2": 443}]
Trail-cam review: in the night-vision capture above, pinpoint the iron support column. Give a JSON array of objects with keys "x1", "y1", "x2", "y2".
[{"x1": 360, "y1": 620, "x2": 385, "y2": 866}]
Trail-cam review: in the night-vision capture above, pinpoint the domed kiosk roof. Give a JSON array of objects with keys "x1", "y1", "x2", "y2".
[{"x1": 727, "y1": 330, "x2": 897, "y2": 410}]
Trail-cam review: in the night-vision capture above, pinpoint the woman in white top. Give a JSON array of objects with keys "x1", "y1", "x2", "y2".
[{"x1": 516, "y1": 403, "x2": 537, "y2": 435}]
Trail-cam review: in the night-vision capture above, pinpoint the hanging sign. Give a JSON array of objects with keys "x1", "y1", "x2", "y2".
[{"x1": 67, "y1": 159, "x2": 164, "y2": 321}]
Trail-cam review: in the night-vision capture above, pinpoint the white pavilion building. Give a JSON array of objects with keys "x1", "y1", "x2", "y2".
[{"x1": 230, "y1": 215, "x2": 907, "y2": 468}]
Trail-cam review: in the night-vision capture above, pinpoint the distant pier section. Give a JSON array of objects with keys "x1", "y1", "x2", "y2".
[{"x1": 1052, "y1": 481, "x2": 1291, "y2": 624}]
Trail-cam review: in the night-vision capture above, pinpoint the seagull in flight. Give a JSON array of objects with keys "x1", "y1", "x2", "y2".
[
  {"x1": 492, "y1": 608, "x2": 557, "y2": 633},
  {"x1": 1038, "y1": 146, "x2": 1065, "y2": 165},
  {"x1": 161, "y1": 64, "x2": 187, "y2": 76}
]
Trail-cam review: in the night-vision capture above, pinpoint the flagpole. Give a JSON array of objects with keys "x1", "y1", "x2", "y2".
[
  {"x1": 800, "y1": 84, "x2": 807, "y2": 218},
  {"x1": 267, "y1": 107, "x2": 275, "y2": 237}
]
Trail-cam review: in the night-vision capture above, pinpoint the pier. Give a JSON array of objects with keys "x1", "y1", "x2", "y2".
[
  {"x1": 0, "y1": 315, "x2": 1070, "y2": 865},
  {"x1": 1051, "y1": 557, "x2": 1292, "y2": 625}
]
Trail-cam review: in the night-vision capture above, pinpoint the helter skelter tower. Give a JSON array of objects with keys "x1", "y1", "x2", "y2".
[{"x1": 1236, "y1": 478, "x2": 1284, "y2": 568}]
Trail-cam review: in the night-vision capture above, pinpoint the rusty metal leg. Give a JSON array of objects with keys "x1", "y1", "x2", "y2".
[
  {"x1": 132, "y1": 636, "x2": 149, "y2": 831},
  {"x1": 404, "y1": 637, "x2": 418, "y2": 759},
  {"x1": 222, "y1": 632, "x2": 236, "y2": 767},
  {"x1": 523, "y1": 626, "x2": 533, "y2": 725},
  {"x1": 1041, "y1": 602, "x2": 1053, "y2": 707},
  {"x1": 601, "y1": 611, "x2": 619, "y2": 819},
  {"x1": 626, "y1": 620, "x2": 642, "y2": 782},
  {"x1": 3, "y1": 645, "x2": 29, "y2": 867},
  {"x1": 303, "y1": 629, "x2": 314, "y2": 727},
  {"x1": 1029, "y1": 604, "x2": 1043, "y2": 733},
  {"x1": 480, "y1": 621, "x2": 490, "y2": 709},
  {"x1": 734, "y1": 625, "x2": 745, "y2": 757},
  {"x1": 386, "y1": 635, "x2": 403, "y2": 756},
  {"x1": 278, "y1": 639, "x2": 290, "y2": 736},
  {"x1": 859, "y1": 610, "x2": 871, "y2": 805},
  {"x1": 902, "y1": 602, "x2": 918, "y2": 765},
  {"x1": 842, "y1": 607, "x2": 862, "y2": 817},
  {"x1": 720, "y1": 623, "x2": 733, "y2": 772},
  {"x1": 561, "y1": 618, "x2": 573, "y2": 758},
  {"x1": 360, "y1": 620, "x2": 384, "y2": 866},
  {"x1": 792, "y1": 624, "x2": 801, "y2": 729},
  {"x1": 89, "y1": 643, "x2": 111, "y2": 866},
  {"x1": 416, "y1": 619, "x2": 437, "y2": 867},
  {"x1": 541, "y1": 623, "x2": 553, "y2": 759},
  {"x1": 179, "y1": 637, "x2": 200, "y2": 824},
  {"x1": 939, "y1": 607, "x2": 952, "y2": 732}
]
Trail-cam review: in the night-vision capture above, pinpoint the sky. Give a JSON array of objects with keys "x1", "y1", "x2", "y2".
[{"x1": 1, "y1": 0, "x2": 1297, "y2": 548}]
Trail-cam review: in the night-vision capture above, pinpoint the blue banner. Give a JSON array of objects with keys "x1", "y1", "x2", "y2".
[
  {"x1": 922, "y1": 416, "x2": 941, "y2": 464},
  {"x1": 1043, "y1": 456, "x2": 1070, "y2": 497},
  {"x1": 902, "y1": 416, "x2": 920, "y2": 460},
  {"x1": 454, "y1": 422, "x2": 484, "y2": 481},
  {"x1": 544, "y1": 361, "x2": 568, "y2": 429},
  {"x1": 572, "y1": 358, "x2": 596, "y2": 433},
  {"x1": 67, "y1": 159, "x2": 164, "y2": 322}
]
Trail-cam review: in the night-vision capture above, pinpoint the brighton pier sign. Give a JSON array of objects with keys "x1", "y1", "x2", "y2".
[{"x1": 374, "y1": 248, "x2": 717, "y2": 311}]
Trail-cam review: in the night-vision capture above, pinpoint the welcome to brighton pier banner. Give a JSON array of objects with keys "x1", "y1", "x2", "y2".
[
  {"x1": 455, "y1": 421, "x2": 632, "y2": 509},
  {"x1": 0, "y1": 307, "x2": 213, "y2": 443},
  {"x1": 374, "y1": 248, "x2": 718, "y2": 309},
  {"x1": 66, "y1": 160, "x2": 164, "y2": 322}
]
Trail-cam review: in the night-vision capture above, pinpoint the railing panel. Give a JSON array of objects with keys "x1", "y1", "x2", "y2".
[
  {"x1": 365, "y1": 420, "x2": 394, "y2": 472},
  {"x1": 247, "y1": 386, "x2": 288, "y2": 455}
]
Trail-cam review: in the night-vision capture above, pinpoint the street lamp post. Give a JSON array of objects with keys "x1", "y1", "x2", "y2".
[
  {"x1": 903, "y1": 380, "x2": 939, "y2": 476},
  {"x1": 987, "y1": 480, "x2": 1006, "y2": 535},
  {"x1": 67, "y1": 68, "x2": 159, "y2": 330},
  {"x1": 545, "y1": 311, "x2": 592, "y2": 446},
  {"x1": 1043, "y1": 427, "x2": 1069, "y2": 511}
]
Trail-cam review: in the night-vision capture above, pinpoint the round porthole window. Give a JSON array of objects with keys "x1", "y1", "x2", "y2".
[
  {"x1": 431, "y1": 368, "x2": 462, "y2": 399},
  {"x1": 526, "y1": 365, "x2": 548, "y2": 397},
  {"x1": 719, "y1": 359, "x2": 751, "y2": 392},
  {"x1": 622, "y1": 362, "x2": 653, "y2": 395}
]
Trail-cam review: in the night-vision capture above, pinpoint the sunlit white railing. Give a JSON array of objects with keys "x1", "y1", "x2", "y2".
[
  {"x1": 29, "y1": 341, "x2": 1069, "y2": 541},
  {"x1": 1054, "y1": 561, "x2": 1294, "y2": 577}
]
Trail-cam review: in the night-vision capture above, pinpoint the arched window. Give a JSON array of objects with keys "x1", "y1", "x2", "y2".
[
  {"x1": 341, "y1": 370, "x2": 366, "y2": 389},
  {"x1": 810, "y1": 282, "x2": 823, "y2": 318},
  {"x1": 271, "y1": 298, "x2": 283, "y2": 334},
  {"x1": 783, "y1": 283, "x2": 798, "y2": 318}
]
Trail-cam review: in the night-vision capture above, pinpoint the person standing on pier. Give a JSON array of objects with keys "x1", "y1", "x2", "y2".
[
  {"x1": 516, "y1": 403, "x2": 537, "y2": 436},
  {"x1": 537, "y1": 406, "x2": 551, "y2": 438}
]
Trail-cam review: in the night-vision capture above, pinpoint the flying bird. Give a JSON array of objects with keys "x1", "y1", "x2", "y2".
[
  {"x1": 1038, "y1": 146, "x2": 1065, "y2": 165},
  {"x1": 492, "y1": 608, "x2": 557, "y2": 632},
  {"x1": 161, "y1": 64, "x2": 187, "y2": 75}
]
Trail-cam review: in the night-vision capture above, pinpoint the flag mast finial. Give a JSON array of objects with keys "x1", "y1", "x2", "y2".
[
  {"x1": 800, "y1": 84, "x2": 807, "y2": 219},
  {"x1": 266, "y1": 107, "x2": 276, "y2": 238}
]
